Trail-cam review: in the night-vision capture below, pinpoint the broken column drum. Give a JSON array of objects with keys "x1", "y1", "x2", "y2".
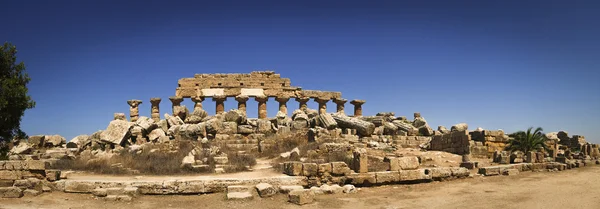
[{"x1": 127, "y1": 99, "x2": 143, "y2": 122}]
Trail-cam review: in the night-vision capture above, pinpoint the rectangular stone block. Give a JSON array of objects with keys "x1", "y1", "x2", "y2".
[
  {"x1": 45, "y1": 169, "x2": 61, "y2": 181},
  {"x1": 331, "y1": 162, "x2": 351, "y2": 176},
  {"x1": 283, "y1": 162, "x2": 303, "y2": 176},
  {"x1": 399, "y1": 169, "x2": 431, "y2": 181},
  {"x1": 0, "y1": 170, "x2": 23, "y2": 180},
  {"x1": 375, "y1": 171, "x2": 399, "y2": 184},
  {"x1": 318, "y1": 163, "x2": 332, "y2": 175},
  {"x1": 346, "y1": 173, "x2": 376, "y2": 185},
  {"x1": 302, "y1": 163, "x2": 318, "y2": 177},
  {"x1": 64, "y1": 181, "x2": 96, "y2": 193}
]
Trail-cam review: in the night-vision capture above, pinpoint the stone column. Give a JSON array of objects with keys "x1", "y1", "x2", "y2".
[
  {"x1": 191, "y1": 96, "x2": 205, "y2": 109},
  {"x1": 295, "y1": 97, "x2": 310, "y2": 111},
  {"x1": 212, "y1": 96, "x2": 227, "y2": 114},
  {"x1": 235, "y1": 95, "x2": 249, "y2": 115},
  {"x1": 169, "y1": 96, "x2": 183, "y2": 115},
  {"x1": 314, "y1": 97, "x2": 329, "y2": 114},
  {"x1": 350, "y1": 99, "x2": 366, "y2": 117},
  {"x1": 255, "y1": 96, "x2": 269, "y2": 119},
  {"x1": 275, "y1": 96, "x2": 290, "y2": 115},
  {"x1": 150, "y1": 98, "x2": 161, "y2": 122},
  {"x1": 333, "y1": 98, "x2": 347, "y2": 114},
  {"x1": 127, "y1": 100, "x2": 143, "y2": 122}
]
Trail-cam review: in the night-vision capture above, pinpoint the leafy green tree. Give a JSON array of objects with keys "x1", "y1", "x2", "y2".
[
  {"x1": 0, "y1": 42, "x2": 36, "y2": 158},
  {"x1": 506, "y1": 127, "x2": 549, "y2": 153}
]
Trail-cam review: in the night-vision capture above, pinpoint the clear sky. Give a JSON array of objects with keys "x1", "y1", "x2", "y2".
[{"x1": 2, "y1": 0, "x2": 599, "y2": 143}]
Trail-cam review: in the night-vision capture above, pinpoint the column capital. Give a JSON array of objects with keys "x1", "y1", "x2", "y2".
[
  {"x1": 212, "y1": 95, "x2": 227, "y2": 102},
  {"x1": 169, "y1": 96, "x2": 183, "y2": 104},
  {"x1": 127, "y1": 99, "x2": 143, "y2": 107},
  {"x1": 295, "y1": 97, "x2": 310, "y2": 103},
  {"x1": 255, "y1": 95, "x2": 269, "y2": 103},
  {"x1": 191, "y1": 96, "x2": 205, "y2": 103},
  {"x1": 275, "y1": 96, "x2": 290, "y2": 103},
  {"x1": 150, "y1": 97, "x2": 161, "y2": 105},
  {"x1": 333, "y1": 98, "x2": 348, "y2": 105},
  {"x1": 350, "y1": 99, "x2": 366, "y2": 105},
  {"x1": 235, "y1": 95, "x2": 249, "y2": 103},
  {"x1": 314, "y1": 97, "x2": 330, "y2": 104}
]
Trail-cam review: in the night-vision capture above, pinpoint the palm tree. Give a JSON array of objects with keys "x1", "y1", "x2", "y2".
[{"x1": 506, "y1": 127, "x2": 549, "y2": 153}]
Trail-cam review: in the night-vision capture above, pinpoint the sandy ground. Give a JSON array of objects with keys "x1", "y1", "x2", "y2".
[{"x1": 2, "y1": 166, "x2": 600, "y2": 209}]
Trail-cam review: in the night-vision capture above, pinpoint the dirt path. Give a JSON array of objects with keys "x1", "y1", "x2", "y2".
[{"x1": 3, "y1": 166, "x2": 600, "y2": 209}]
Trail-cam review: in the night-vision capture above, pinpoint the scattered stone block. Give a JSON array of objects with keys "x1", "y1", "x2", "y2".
[
  {"x1": 375, "y1": 171, "x2": 400, "y2": 184},
  {"x1": 399, "y1": 169, "x2": 431, "y2": 181},
  {"x1": 352, "y1": 148, "x2": 368, "y2": 173},
  {"x1": 227, "y1": 192, "x2": 254, "y2": 200},
  {"x1": 503, "y1": 169, "x2": 519, "y2": 176},
  {"x1": 309, "y1": 186, "x2": 324, "y2": 195},
  {"x1": 347, "y1": 173, "x2": 376, "y2": 185},
  {"x1": 318, "y1": 163, "x2": 332, "y2": 175},
  {"x1": 255, "y1": 183, "x2": 277, "y2": 198},
  {"x1": 460, "y1": 162, "x2": 477, "y2": 169},
  {"x1": 320, "y1": 184, "x2": 343, "y2": 194},
  {"x1": 288, "y1": 189, "x2": 315, "y2": 205},
  {"x1": 0, "y1": 186, "x2": 23, "y2": 198},
  {"x1": 343, "y1": 185, "x2": 357, "y2": 193}
]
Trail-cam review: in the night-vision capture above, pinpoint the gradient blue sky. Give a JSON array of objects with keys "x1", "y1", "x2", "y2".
[{"x1": 2, "y1": 0, "x2": 599, "y2": 143}]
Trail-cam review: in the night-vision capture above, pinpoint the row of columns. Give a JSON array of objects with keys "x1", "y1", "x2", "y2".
[{"x1": 127, "y1": 96, "x2": 366, "y2": 122}]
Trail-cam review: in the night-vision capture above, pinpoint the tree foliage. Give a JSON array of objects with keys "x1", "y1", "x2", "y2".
[
  {"x1": 506, "y1": 127, "x2": 549, "y2": 153},
  {"x1": 0, "y1": 42, "x2": 36, "y2": 155}
]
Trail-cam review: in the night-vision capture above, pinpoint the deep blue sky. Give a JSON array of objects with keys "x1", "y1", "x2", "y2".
[{"x1": 2, "y1": 0, "x2": 599, "y2": 143}]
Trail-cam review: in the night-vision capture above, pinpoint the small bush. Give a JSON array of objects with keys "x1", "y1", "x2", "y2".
[{"x1": 225, "y1": 153, "x2": 257, "y2": 173}]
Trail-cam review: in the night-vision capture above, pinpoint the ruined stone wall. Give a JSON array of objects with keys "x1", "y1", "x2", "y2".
[
  {"x1": 392, "y1": 136, "x2": 431, "y2": 148},
  {"x1": 175, "y1": 71, "x2": 342, "y2": 99},
  {"x1": 469, "y1": 130, "x2": 508, "y2": 158},
  {"x1": 430, "y1": 131, "x2": 471, "y2": 155}
]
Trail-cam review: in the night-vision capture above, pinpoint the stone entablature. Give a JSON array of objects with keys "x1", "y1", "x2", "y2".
[{"x1": 175, "y1": 71, "x2": 342, "y2": 99}]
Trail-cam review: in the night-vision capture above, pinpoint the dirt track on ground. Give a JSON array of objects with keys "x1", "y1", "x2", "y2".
[{"x1": 2, "y1": 166, "x2": 600, "y2": 209}]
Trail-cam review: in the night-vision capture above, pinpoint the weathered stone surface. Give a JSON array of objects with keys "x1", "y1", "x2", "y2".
[
  {"x1": 45, "y1": 135, "x2": 66, "y2": 147},
  {"x1": 67, "y1": 135, "x2": 91, "y2": 150},
  {"x1": 451, "y1": 123, "x2": 468, "y2": 132},
  {"x1": 45, "y1": 169, "x2": 61, "y2": 181},
  {"x1": 0, "y1": 186, "x2": 23, "y2": 198},
  {"x1": 64, "y1": 181, "x2": 96, "y2": 193},
  {"x1": 23, "y1": 189, "x2": 40, "y2": 197},
  {"x1": 227, "y1": 191, "x2": 254, "y2": 200},
  {"x1": 218, "y1": 122, "x2": 238, "y2": 135},
  {"x1": 418, "y1": 125, "x2": 435, "y2": 136},
  {"x1": 186, "y1": 107, "x2": 209, "y2": 124},
  {"x1": 288, "y1": 189, "x2": 315, "y2": 205},
  {"x1": 302, "y1": 163, "x2": 318, "y2": 177},
  {"x1": 256, "y1": 119, "x2": 273, "y2": 134},
  {"x1": 28, "y1": 135, "x2": 45, "y2": 147},
  {"x1": 390, "y1": 156, "x2": 420, "y2": 170},
  {"x1": 255, "y1": 183, "x2": 277, "y2": 197},
  {"x1": 332, "y1": 113, "x2": 375, "y2": 136},
  {"x1": 320, "y1": 184, "x2": 343, "y2": 194},
  {"x1": 375, "y1": 171, "x2": 400, "y2": 184},
  {"x1": 283, "y1": 162, "x2": 303, "y2": 176},
  {"x1": 165, "y1": 113, "x2": 184, "y2": 127},
  {"x1": 92, "y1": 188, "x2": 108, "y2": 197},
  {"x1": 343, "y1": 185, "x2": 357, "y2": 193},
  {"x1": 347, "y1": 173, "x2": 376, "y2": 185},
  {"x1": 392, "y1": 120, "x2": 419, "y2": 136},
  {"x1": 503, "y1": 169, "x2": 519, "y2": 176},
  {"x1": 100, "y1": 120, "x2": 134, "y2": 145},
  {"x1": 331, "y1": 162, "x2": 352, "y2": 176},
  {"x1": 438, "y1": 126, "x2": 450, "y2": 134},
  {"x1": 352, "y1": 148, "x2": 368, "y2": 173},
  {"x1": 224, "y1": 109, "x2": 247, "y2": 124},
  {"x1": 318, "y1": 163, "x2": 332, "y2": 175},
  {"x1": 10, "y1": 143, "x2": 32, "y2": 154},
  {"x1": 237, "y1": 125, "x2": 255, "y2": 134},
  {"x1": 148, "y1": 129, "x2": 166, "y2": 141},
  {"x1": 399, "y1": 169, "x2": 431, "y2": 181},
  {"x1": 316, "y1": 114, "x2": 337, "y2": 129},
  {"x1": 135, "y1": 116, "x2": 157, "y2": 132}
]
